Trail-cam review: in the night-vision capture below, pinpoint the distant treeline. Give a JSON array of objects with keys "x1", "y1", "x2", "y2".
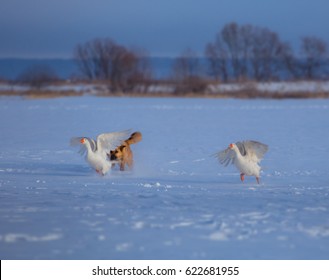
[{"x1": 3, "y1": 22, "x2": 329, "y2": 93}]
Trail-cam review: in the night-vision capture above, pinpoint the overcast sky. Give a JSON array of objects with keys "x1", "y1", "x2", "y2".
[{"x1": 1, "y1": 0, "x2": 328, "y2": 58}]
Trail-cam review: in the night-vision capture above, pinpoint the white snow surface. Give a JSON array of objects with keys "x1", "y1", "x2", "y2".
[{"x1": 0, "y1": 96, "x2": 329, "y2": 260}]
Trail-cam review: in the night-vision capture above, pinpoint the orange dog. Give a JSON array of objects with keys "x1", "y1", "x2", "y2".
[{"x1": 108, "y1": 131, "x2": 142, "y2": 171}]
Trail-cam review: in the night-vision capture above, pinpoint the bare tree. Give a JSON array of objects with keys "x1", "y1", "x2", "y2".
[
  {"x1": 132, "y1": 48, "x2": 153, "y2": 80},
  {"x1": 173, "y1": 49, "x2": 201, "y2": 79},
  {"x1": 205, "y1": 22, "x2": 255, "y2": 81},
  {"x1": 74, "y1": 43, "x2": 95, "y2": 80},
  {"x1": 276, "y1": 42, "x2": 300, "y2": 79},
  {"x1": 250, "y1": 28, "x2": 289, "y2": 81},
  {"x1": 172, "y1": 48, "x2": 206, "y2": 93},
  {"x1": 74, "y1": 38, "x2": 152, "y2": 92},
  {"x1": 205, "y1": 41, "x2": 228, "y2": 82},
  {"x1": 220, "y1": 22, "x2": 240, "y2": 79},
  {"x1": 300, "y1": 36, "x2": 328, "y2": 79},
  {"x1": 220, "y1": 23, "x2": 254, "y2": 80},
  {"x1": 16, "y1": 64, "x2": 59, "y2": 89},
  {"x1": 206, "y1": 22, "x2": 298, "y2": 82}
]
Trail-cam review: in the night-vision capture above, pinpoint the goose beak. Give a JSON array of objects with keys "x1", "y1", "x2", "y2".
[
  {"x1": 229, "y1": 143, "x2": 234, "y2": 149},
  {"x1": 80, "y1": 138, "x2": 85, "y2": 144}
]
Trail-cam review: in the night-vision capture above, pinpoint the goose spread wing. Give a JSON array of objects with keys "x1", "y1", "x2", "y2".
[
  {"x1": 216, "y1": 147, "x2": 236, "y2": 166},
  {"x1": 96, "y1": 129, "x2": 131, "y2": 153},
  {"x1": 241, "y1": 140, "x2": 268, "y2": 162}
]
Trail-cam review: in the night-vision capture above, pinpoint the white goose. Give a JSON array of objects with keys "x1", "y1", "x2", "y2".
[
  {"x1": 216, "y1": 140, "x2": 268, "y2": 184},
  {"x1": 70, "y1": 130, "x2": 130, "y2": 175}
]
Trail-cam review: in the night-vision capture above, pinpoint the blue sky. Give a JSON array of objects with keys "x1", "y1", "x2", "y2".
[{"x1": 1, "y1": 0, "x2": 328, "y2": 58}]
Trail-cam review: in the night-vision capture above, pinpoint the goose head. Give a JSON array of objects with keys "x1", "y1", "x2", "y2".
[{"x1": 229, "y1": 143, "x2": 240, "y2": 154}]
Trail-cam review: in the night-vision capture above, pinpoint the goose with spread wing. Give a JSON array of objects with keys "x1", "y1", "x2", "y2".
[
  {"x1": 216, "y1": 140, "x2": 268, "y2": 184},
  {"x1": 70, "y1": 130, "x2": 131, "y2": 175}
]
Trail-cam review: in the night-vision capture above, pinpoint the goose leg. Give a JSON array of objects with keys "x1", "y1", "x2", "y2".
[
  {"x1": 96, "y1": 169, "x2": 104, "y2": 176},
  {"x1": 256, "y1": 177, "x2": 260, "y2": 184},
  {"x1": 240, "y1": 173, "x2": 245, "y2": 182}
]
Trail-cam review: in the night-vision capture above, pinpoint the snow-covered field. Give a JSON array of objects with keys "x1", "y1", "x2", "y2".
[{"x1": 0, "y1": 96, "x2": 328, "y2": 260}]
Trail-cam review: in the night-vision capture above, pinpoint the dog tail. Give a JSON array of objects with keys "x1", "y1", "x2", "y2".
[{"x1": 125, "y1": 131, "x2": 142, "y2": 145}]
